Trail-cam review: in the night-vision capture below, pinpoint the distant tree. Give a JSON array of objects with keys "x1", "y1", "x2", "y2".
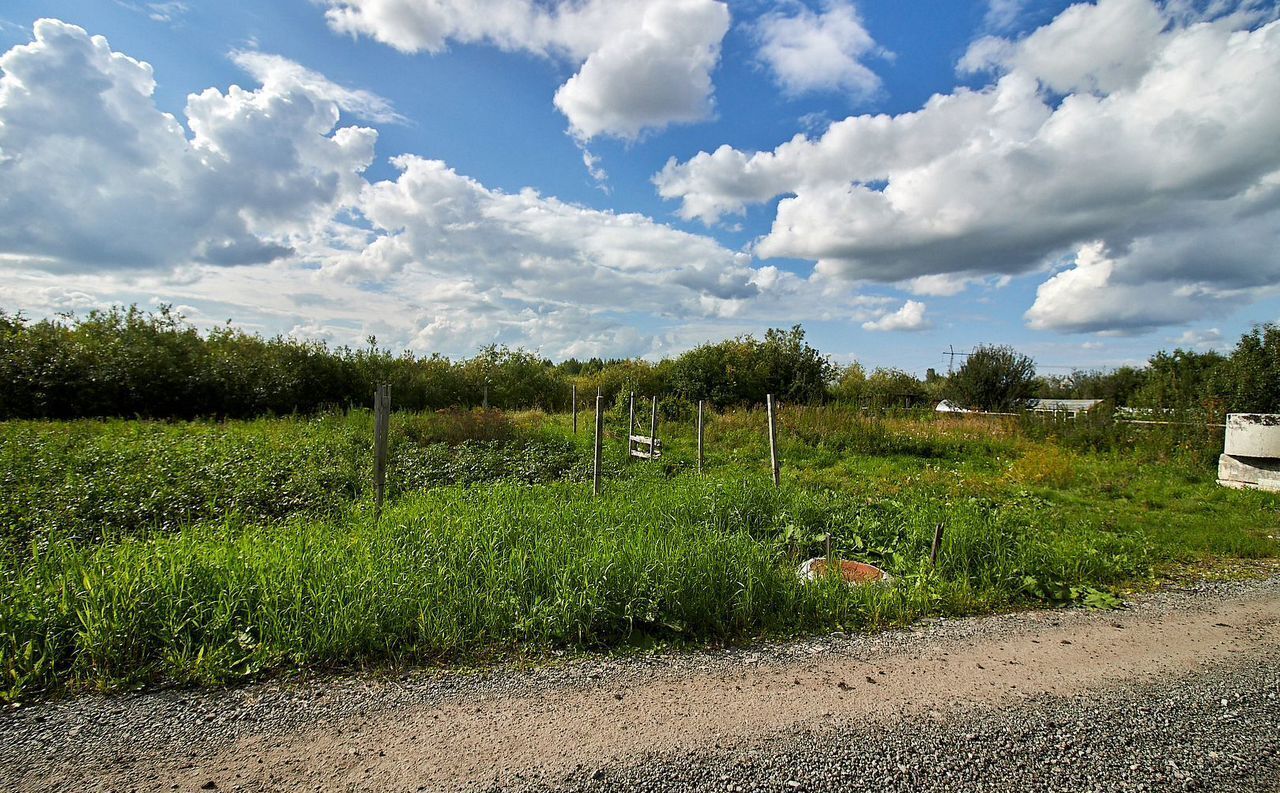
[
  {"x1": 947, "y1": 345, "x2": 1036, "y2": 411},
  {"x1": 922, "y1": 367, "x2": 947, "y2": 400},
  {"x1": 460, "y1": 345, "x2": 567, "y2": 409},
  {"x1": 1077, "y1": 366, "x2": 1148, "y2": 406},
  {"x1": 1132, "y1": 348, "x2": 1227, "y2": 412},
  {"x1": 863, "y1": 368, "x2": 926, "y2": 408},
  {"x1": 1035, "y1": 367, "x2": 1148, "y2": 405},
  {"x1": 577, "y1": 358, "x2": 669, "y2": 407},
  {"x1": 1034, "y1": 373, "x2": 1074, "y2": 400},
  {"x1": 828, "y1": 362, "x2": 867, "y2": 403},
  {"x1": 757, "y1": 325, "x2": 833, "y2": 403},
  {"x1": 667, "y1": 325, "x2": 832, "y2": 408},
  {"x1": 1217, "y1": 323, "x2": 1280, "y2": 413},
  {"x1": 6, "y1": 302, "x2": 1273, "y2": 421}
]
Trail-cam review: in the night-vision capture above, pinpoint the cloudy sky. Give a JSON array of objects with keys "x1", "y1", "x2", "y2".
[{"x1": 1, "y1": 0, "x2": 1278, "y2": 374}]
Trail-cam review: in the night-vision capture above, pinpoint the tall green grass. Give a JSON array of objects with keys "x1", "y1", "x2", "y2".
[
  {"x1": 0, "y1": 410, "x2": 598, "y2": 550},
  {"x1": 1, "y1": 476, "x2": 1165, "y2": 701},
  {"x1": 1, "y1": 405, "x2": 1276, "y2": 702},
  {"x1": 1019, "y1": 405, "x2": 1224, "y2": 467}
]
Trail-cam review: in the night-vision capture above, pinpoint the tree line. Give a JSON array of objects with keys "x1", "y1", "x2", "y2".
[
  {"x1": 834, "y1": 327, "x2": 1278, "y2": 415},
  {"x1": 0, "y1": 306, "x2": 1276, "y2": 419}
]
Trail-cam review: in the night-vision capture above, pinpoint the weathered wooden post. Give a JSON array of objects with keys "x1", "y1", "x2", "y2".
[
  {"x1": 571, "y1": 383, "x2": 577, "y2": 434},
  {"x1": 930, "y1": 523, "x2": 945, "y2": 568},
  {"x1": 649, "y1": 396, "x2": 659, "y2": 460},
  {"x1": 593, "y1": 393, "x2": 603, "y2": 496},
  {"x1": 697, "y1": 399, "x2": 704, "y2": 474},
  {"x1": 373, "y1": 383, "x2": 391, "y2": 521},
  {"x1": 483, "y1": 381, "x2": 489, "y2": 409},
  {"x1": 766, "y1": 393, "x2": 780, "y2": 488}
]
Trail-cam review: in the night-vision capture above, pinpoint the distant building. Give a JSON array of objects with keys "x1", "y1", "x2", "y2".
[
  {"x1": 1028, "y1": 398, "x2": 1104, "y2": 417},
  {"x1": 1115, "y1": 406, "x2": 1173, "y2": 419}
]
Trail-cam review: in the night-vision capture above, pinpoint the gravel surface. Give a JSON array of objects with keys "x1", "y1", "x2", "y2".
[
  {"x1": 548, "y1": 655, "x2": 1280, "y2": 793},
  {"x1": 2, "y1": 573, "x2": 1278, "y2": 792}
]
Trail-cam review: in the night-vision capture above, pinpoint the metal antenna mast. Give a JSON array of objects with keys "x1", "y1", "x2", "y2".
[{"x1": 943, "y1": 344, "x2": 971, "y2": 375}]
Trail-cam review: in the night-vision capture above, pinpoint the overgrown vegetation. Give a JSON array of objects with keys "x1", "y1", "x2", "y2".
[
  {"x1": 1, "y1": 404, "x2": 1276, "y2": 702},
  {"x1": 2, "y1": 306, "x2": 1277, "y2": 701},
  {"x1": 4, "y1": 306, "x2": 1277, "y2": 419},
  {"x1": 0, "y1": 409, "x2": 596, "y2": 551}
]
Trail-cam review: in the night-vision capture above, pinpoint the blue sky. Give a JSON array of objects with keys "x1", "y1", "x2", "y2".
[{"x1": 1, "y1": 0, "x2": 1278, "y2": 376}]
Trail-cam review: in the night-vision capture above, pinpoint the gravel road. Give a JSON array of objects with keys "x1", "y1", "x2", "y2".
[{"x1": 2, "y1": 574, "x2": 1278, "y2": 792}]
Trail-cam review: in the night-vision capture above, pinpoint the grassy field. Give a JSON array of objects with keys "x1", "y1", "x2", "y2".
[{"x1": 1, "y1": 406, "x2": 1277, "y2": 702}]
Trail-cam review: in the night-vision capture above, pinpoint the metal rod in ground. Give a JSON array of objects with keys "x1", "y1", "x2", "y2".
[
  {"x1": 930, "y1": 523, "x2": 945, "y2": 567},
  {"x1": 766, "y1": 393, "x2": 780, "y2": 488},
  {"x1": 649, "y1": 395, "x2": 659, "y2": 459},
  {"x1": 626, "y1": 391, "x2": 635, "y2": 463},
  {"x1": 697, "y1": 399, "x2": 704, "y2": 474},
  {"x1": 571, "y1": 384, "x2": 577, "y2": 434},
  {"x1": 373, "y1": 383, "x2": 390, "y2": 521},
  {"x1": 592, "y1": 394, "x2": 603, "y2": 496},
  {"x1": 373, "y1": 386, "x2": 381, "y2": 519}
]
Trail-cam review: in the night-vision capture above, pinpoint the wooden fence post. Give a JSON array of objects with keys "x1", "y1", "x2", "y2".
[
  {"x1": 483, "y1": 382, "x2": 489, "y2": 409},
  {"x1": 593, "y1": 393, "x2": 603, "y2": 496},
  {"x1": 373, "y1": 383, "x2": 390, "y2": 521},
  {"x1": 766, "y1": 393, "x2": 780, "y2": 488},
  {"x1": 649, "y1": 396, "x2": 659, "y2": 460},
  {"x1": 697, "y1": 399, "x2": 704, "y2": 474},
  {"x1": 571, "y1": 384, "x2": 577, "y2": 434},
  {"x1": 930, "y1": 523, "x2": 945, "y2": 568}
]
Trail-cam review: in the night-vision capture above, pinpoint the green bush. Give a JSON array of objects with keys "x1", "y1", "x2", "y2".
[{"x1": 947, "y1": 345, "x2": 1037, "y2": 412}]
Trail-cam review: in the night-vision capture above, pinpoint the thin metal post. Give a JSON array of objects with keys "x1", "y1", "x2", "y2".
[
  {"x1": 626, "y1": 391, "x2": 635, "y2": 462},
  {"x1": 766, "y1": 393, "x2": 780, "y2": 488},
  {"x1": 592, "y1": 394, "x2": 603, "y2": 496},
  {"x1": 930, "y1": 523, "x2": 945, "y2": 568},
  {"x1": 571, "y1": 384, "x2": 577, "y2": 434},
  {"x1": 374, "y1": 384, "x2": 390, "y2": 521},
  {"x1": 697, "y1": 399, "x2": 704, "y2": 474},
  {"x1": 649, "y1": 396, "x2": 658, "y2": 459}
]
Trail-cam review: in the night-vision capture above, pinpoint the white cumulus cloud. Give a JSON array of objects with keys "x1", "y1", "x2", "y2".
[
  {"x1": 755, "y1": 1, "x2": 884, "y2": 98},
  {"x1": 862, "y1": 300, "x2": 930, "y2": 332},
  {"x1": 321, "y1": 0, "x2": 729, "y2": 140},
  {"x1": 984, "y1": 0, "x2": 1027, "y2": 31},
  {"x1": 0, "y1": 19, "x2": 381, "y2": 271},
  {"x1": 900, "y1": 273, "x2": 981, "y2": 297},
  {"x1": 0, "y1": 17, "x2": 888, "y2": 360},
  {"x1": 655, "y1": 0, "x2": 1280, "y2": 334},
  {"x1": 1171, "y1": 326, "x2": 1226, "y2": 351}
]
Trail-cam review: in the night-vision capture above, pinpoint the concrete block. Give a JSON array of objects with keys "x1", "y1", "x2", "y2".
[
  {"x1": 1218, "y1": 453, "x2": 1280, "y2": 493},
  {"x1": 1224, "y1": 414, "x2": 1280, "y2": 458}
]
